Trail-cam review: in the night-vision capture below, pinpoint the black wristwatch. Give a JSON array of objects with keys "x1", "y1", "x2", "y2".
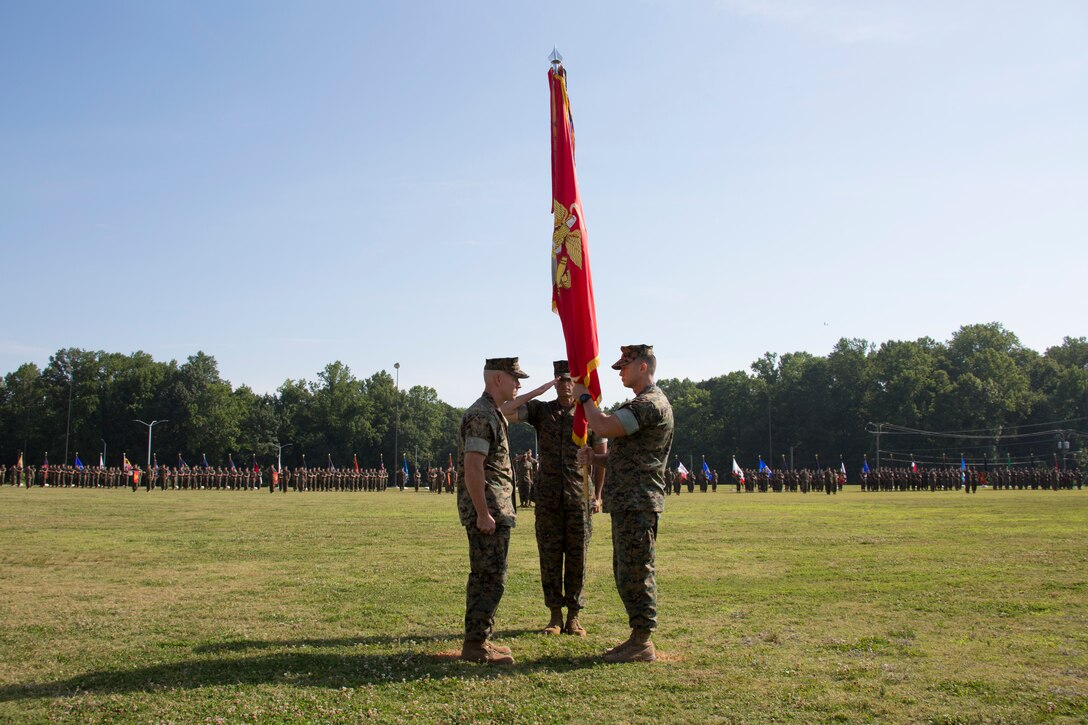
[{"x1": 579, "y1": 393, "x2": 592, "y2": 404}]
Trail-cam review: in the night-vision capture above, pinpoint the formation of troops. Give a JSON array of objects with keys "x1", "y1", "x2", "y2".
[
  {"x1": 859, "y1": 465, "x2": 1082, "y2": 492},
  {"x1": 0, "y1": 461, "x2": 397, "y2": 492},
  {"x1": 730, "y1": 467, "x2": 844, "y2": 494},
  {"x1": 3, "y1": 459, "x2": 1080, "y2": 494}
]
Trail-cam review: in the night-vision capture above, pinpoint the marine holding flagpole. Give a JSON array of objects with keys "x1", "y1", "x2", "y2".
[{"x1": 574, "y1": 346, "x2": 674, "y2": 663}]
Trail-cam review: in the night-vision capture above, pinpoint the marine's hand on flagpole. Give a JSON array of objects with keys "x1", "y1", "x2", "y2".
[
  {"x1": 572, "y1": 382, "x2": 589, "y2": 400},
  {"x1": 576, "y1": 445, "x2": 594, "y2": 467}
]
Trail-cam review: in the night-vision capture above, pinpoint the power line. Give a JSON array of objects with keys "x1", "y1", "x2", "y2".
[
  {"x1": 869, "y1": 421, "x2": 1087, "y2": 442},
  {"x1": 875, "y1": 416, "x2": 1087, "y2": 435},
  {"x1": 879, "y1": 451, "x2": 1060, "y2": 467}
]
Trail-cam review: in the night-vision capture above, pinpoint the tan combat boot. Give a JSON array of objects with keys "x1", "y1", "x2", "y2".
[
  {"x1": 564, "y1": 610, "x2": 587, "y2": 637},
  {"x1": 603, "y1": 632, "x2": 634, "y2": 657},
  {"x1": 542, "y1": 608, "x2": 564, "y2": 635},
  {"x1": 603, "y1": 628, "x2": 656, "y2": 663},
  {"x1": 461, "y1": 639, "x2": 514, "y2": 665}
]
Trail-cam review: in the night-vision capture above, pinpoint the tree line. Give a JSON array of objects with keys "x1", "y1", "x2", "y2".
[
  {"x1": 653, "y1": 323, "x2": 1087, "y2": 474},
  {"x1": 2, "y1": 323, "x2": 1086, "y2": 475},
  {"x1": 0, "y1": 351, "x2": 460, "y2": 472}
]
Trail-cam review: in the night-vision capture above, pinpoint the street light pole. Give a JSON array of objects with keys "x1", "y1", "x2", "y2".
[
  {"x1": 64, "y1": 370, "x2": 74, "y2": 465},
  {"x1": 133, "y1": 419, "x2": 167, "y2": 470},
  {"x1": 275, "y1": 442, "x2": 293, "y2": 471},
  {"x1": 394, "y1": 362, "x2": 400, "y2": 488}
]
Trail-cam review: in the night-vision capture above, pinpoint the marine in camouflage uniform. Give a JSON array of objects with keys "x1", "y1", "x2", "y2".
[
  {"x1": 457, "y1": 357, "x2": 549, "y2": 666},
  {"x1": 515, "y1": 451, "x2": 535, "y2": 507},
  {"x1": 505, "y1": 360, "x2": 607, "y2": 638},
  {"x1": 575, "y1": 344, "x2": 674, "y2": 664}
]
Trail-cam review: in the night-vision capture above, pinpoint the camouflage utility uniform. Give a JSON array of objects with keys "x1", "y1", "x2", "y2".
[
  {"x1": 604, "y1": 384, "x2": 674, "y2": 632},
  {"x1": 456, "y1": 392, "x2": 517, "y2": 643},
  {"x1": 513, "y1": 400, "x2": 600, "y2": 616}
]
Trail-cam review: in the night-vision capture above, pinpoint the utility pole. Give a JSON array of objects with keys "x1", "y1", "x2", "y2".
[
  {"x1": 875, "y1": 422, "x2": 882, "y2": 469},
  {"x1": 767, "y1": 391, "x2": 773, "y2": 465}
]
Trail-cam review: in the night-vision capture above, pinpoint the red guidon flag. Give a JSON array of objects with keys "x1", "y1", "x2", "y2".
[{"x1": 549, "y1": 61, "x2": 601, "y2": 447}]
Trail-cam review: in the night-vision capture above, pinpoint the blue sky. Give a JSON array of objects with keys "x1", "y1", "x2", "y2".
[{"x1": 3, "y1": 1, "x2": 1086, "y2": 408}]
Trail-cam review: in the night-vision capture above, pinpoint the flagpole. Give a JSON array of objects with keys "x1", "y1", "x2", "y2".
[{"x1": 551, "y1": 46, "x2": 589, "y2": 506}]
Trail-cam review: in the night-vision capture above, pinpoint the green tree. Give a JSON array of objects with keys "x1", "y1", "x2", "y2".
[
  {"x1": 307, "y1": 361, "x2": 371, "y2": 467},
  {"x1": 277, "y1": 378, "x2": 314, "y2": 468},
  {"x1": 656, "y1": 377, "x2": 710, "y2": 470},
  {"x1": 870, "y1": 338, "x2": 952, "y2": 430},
  {"x1": 941, "y1": 324, "x2": 1033, "y2": 430},
  {"x1": 40, "y1": 348, "x2": 107, "y2": 466},
  {"x1": 0, "y1": 363, "x2": 45, "y2": 464},
  {"x1": 361, "y1": 370, "x2": 399, "y2": 470},
  {"x1": 97, "y1": 351, "x2": 176, "y2": 467},
  {"x1": 233, "y1": 386, "x2": 280, "y2": 461},
  {"x1": 701, "y1": 370, "x2": 763, "y2": 466},
  {"x1": 165, "y1": 352, "x2": 241, "y2": 464},
  {"x1": 399, "y1": 385, "x2": 454, "y2": 469}
]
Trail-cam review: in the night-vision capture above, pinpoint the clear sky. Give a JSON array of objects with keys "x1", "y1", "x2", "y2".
[{"x1": 3, "y1": 1, "x2": 1086, "y2": 408}]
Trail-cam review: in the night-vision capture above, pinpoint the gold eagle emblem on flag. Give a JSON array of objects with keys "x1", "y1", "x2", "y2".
[{"x1": 552, "y1": 200, "x2": 583, "y2": 289}]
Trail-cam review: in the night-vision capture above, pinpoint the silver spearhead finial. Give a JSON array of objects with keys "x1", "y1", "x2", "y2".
[{"x1": 549, "y1": 46, "x2": 563, "y2": 67}]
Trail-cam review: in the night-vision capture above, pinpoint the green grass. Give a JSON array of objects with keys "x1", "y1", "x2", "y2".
[{"x1": 0, "y1": 487, "x2": 1085, "y2": 723}]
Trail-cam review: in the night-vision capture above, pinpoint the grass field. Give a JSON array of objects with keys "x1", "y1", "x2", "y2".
[{"x1": 0, "y1": 486, "x2": 1085, "y2": 724}]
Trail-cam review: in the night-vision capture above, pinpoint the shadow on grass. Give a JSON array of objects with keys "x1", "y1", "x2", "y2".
[
  {"x1": 0, "y1": 632, "x2": 598, "y2": 702},
  {"x1": 192, "y1": 629, "x2": 539, "y2": 654}
]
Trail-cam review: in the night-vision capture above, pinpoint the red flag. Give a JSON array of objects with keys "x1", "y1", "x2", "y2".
[
  {"x1": 549, "y1": 61, "x2": 601, "y2": 446},
  {"x1": 353, "y1": 453, "x2": 360, "y2": 473}
]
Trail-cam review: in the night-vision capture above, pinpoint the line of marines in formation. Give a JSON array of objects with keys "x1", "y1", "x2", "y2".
[
  {"x1": 859, "y1": 465, "x2": 1082, "y2": 492},
  {"x1": 526, "y1": 460, "x2": 1082, "y2": 496},
  {"x1": 6, "y1": 459, "x2": 1079, "y2": 494},
  {"x1": 0, "y1": 462, "x2": 396, "y2": 492},
  {"x1": 515, "y1": 457, "x2": 843, "y2": 497},
  {"x1": 725, "y1": 467, "x2": 845, "y2": 494},
  {"x1": 5, "y1": 456, "x2": 1080, "y2": 496}
]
